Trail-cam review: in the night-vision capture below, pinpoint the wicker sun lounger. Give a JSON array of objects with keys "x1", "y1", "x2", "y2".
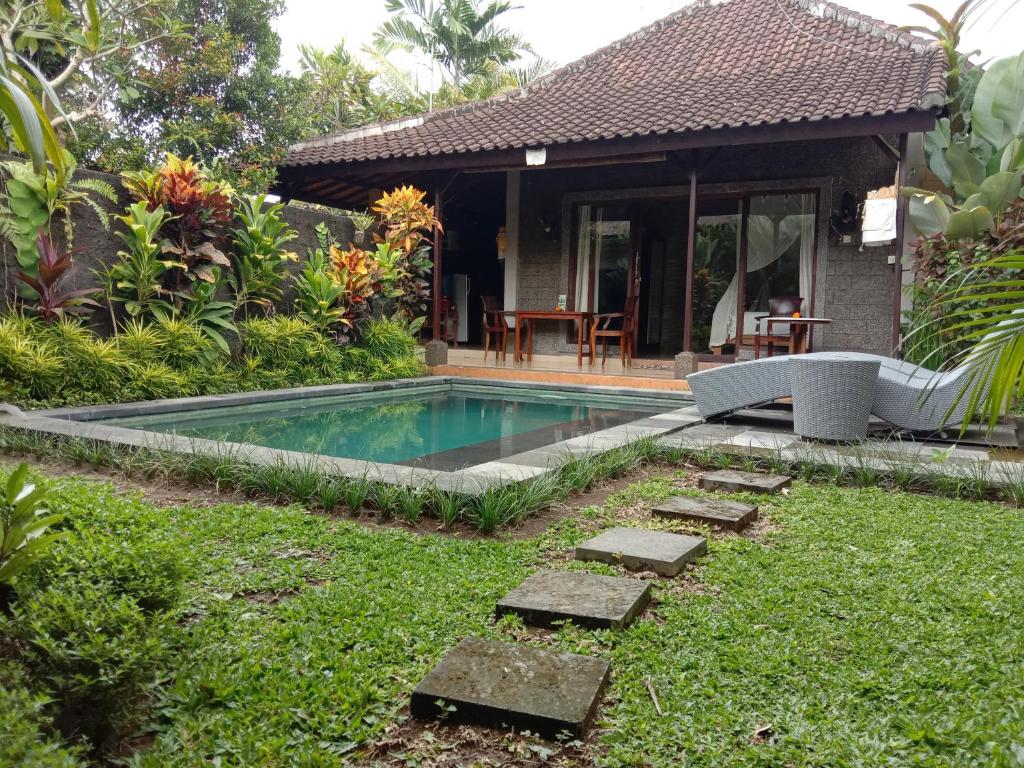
[{"x1": 687, "y1": 351, "x2": 983, "y2": 434}]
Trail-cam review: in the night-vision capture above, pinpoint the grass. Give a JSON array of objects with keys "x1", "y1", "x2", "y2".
[{"x1": 3, "y1": 466, "x2": 1024, "y2": 766}]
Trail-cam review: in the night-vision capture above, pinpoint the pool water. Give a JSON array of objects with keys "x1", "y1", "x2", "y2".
[{"x1": 103, "y1": 387, "x2": 662, "y2": 470}]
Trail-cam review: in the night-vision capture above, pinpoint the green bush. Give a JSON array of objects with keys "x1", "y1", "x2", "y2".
[
  {"x1": 8, "y1": 581, "x2": 181, "y2": 751},
  {"x1": 361, "y1": 315, "x2": 419, "y2": 360},
  {"x1": 0, "y1": 664, "x2": 82, "y2": 768},
  {"x1": 0, "y1": 471, "x2": 187, "y2": 755},
  {"x1": 0, "y1": 309, "x2": 424, "y2": 409}
]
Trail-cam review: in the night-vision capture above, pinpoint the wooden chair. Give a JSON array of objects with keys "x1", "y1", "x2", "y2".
[
  {"x1": 753, "y1": 295, "x2": 803, "y2": 359},
  {"x1": 481, "y1": 295, "x2": 508, "y2": 361},
  {"x1": 590, "y1": 294, "x2": 639, "y2": 366},
  {"x1": 439, "y1": 297, "x2": 458, "y2": 347}
]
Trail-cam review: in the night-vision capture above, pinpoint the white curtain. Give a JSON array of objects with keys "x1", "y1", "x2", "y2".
[
  {"x1": 709, "y1": 195, "x2": 814, "y2": 349},
  {"x1": 798, "y1": 195, "x2": 815, "y2": 313},
  {"x1": 575, "y1": 205, "x2": 592, "y2": 313}
]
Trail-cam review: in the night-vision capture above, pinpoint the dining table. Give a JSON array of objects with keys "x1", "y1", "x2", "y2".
[
  {"x1": 761, "y1": 316, "x2": 833, "y2": 356},
  {"x1": 512, "y1": 310, "x2": 591, "y2": 366}
]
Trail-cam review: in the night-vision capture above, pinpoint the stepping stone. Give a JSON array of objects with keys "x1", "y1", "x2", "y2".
[
  {"x1": 411, "y1": 637, "x2": 609, "y2": 738},
  {"x1": 495, "y1": 569, "x2": 651, "y2": 629},
  {"x1": 699, "y1": 469, "x2": 790, "y2": 494},
  {"x1": 575, "y1": 527, "x2": 707, "y2": 577},
  {"x1": 652, "y1": 495, "x2": 759, "y2": 532}
]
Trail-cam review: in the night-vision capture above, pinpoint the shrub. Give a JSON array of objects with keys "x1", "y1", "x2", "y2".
[
  {"x1": 239, "y1": 316, "x2": 320, "y2": 369},
  {"x1": 0, "y1": 472, "x2": 187, "y2": 754},
  {"x1": 7, "y1": 581, "x2": 180, "y2": 751},
  {"x1": 152, "y1": 318, "x2": 216, "y2": 370},
  {"x1": 361, "y1": 315, "x2": 418, "y2": 360},
  {"x1": 113, "y1": 320, "x2": 164, "y2": 364},
  {"x1": 121, "y1": 363, "x2": 191, "y2": 401},
  {"x1": 0, "y1": 666, "x2": 82, "y2": 768}
]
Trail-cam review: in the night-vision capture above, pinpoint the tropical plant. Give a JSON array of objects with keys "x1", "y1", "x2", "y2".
[
  {"x1": 899, "y1": 1, "x2": 985, "y2": 135},
  {"x1": 906, "y1": 52, "x2": 1024, "y2": 244},
  {"x1": 122, "y1": 153, "x2": 234, "y2": 287},
  {"x1": 0, "y1": 151, "x2": 117, "y2": 271},
  {"x1": 228, "y1": 193, "x2": 298, "y2": 317},
  {"x1": 0, "y1": 463, "x2": 63, "y2": 610},
  {"x1": 105, "y1": 201, "x2": 180, "y2": 321},
  {"x1": 15, "y1": 232, "x2": 99, "y2": 321},
  {"x1": 376, "y1": 0, "x2": 533, "y2": 89},
  {"x1": 329, "y1": 242, "x2": 378, "y2": 333},
  {"x1": 348, "y1": 209, "x2": 377, "y2": 241},
  {"x1": 294, "y1": 242, "x2": 348, "y2": 335},
  {"x1": 371, "y1": 185, "x2": 439, "y2": 318},
  {"x1": 904, "y1": 41, "x2": 1024, "y2": 429},
  {"x1": 164, "y1": 270, "x2": 237, "y2": 355},
  {"x1": 0, "y1": 28, "x2": 65, "y2": 180}
]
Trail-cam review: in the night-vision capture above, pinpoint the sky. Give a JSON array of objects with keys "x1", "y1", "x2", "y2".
[{"x1": 274, "y1": 0, "x2": 1023, "y2": 82}]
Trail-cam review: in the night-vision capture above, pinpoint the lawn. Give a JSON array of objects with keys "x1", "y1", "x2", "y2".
[{"x1": 2, "y1": 467, "x2": 1023, "y2": 766}]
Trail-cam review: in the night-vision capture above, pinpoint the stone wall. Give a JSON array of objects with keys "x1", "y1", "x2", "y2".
[
  {"x1": 0, "y1": 163, "x2": 355, "y2": 314},
  {"x1": 512, "y1": 135, "x2": 901, "y2": 357}
]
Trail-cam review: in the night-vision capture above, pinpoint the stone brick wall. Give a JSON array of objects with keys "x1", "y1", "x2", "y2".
[
  {"x1": 512, "y1": 135, "x2": 901, "y2": 357},
  {"x1": 0, "y1": 162, "x2": 355, "y2": 314}
]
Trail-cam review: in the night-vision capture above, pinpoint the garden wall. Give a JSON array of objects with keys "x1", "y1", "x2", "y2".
[{"x1": 0, "y1": 161, "x2": 356, "y2": 314}]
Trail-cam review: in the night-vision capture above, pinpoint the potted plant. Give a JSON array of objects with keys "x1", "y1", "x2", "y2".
[{"x1": 349, "y1": 210, "x2": 377, "y2": 245}]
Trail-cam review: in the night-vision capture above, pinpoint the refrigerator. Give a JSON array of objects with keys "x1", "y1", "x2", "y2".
[{"x1": 443, "y1": 274, "x2": 470, "y2": 344}]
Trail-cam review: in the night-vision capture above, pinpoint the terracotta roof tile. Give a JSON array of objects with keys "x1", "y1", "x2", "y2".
[{"x1": 282, "y1": 0, "x2": 946, "y2": 168}]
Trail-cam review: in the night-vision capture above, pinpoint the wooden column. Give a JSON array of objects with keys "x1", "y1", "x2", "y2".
[
  {"x1": 735, "y1": 197, "x2": 749, "y2": 358},
  {"x1": 683, "y1": 167, "x2": 698, "y2": 352},
  {"x1": 432, "y1": 187, "x2": 444, "y2": 341},
  {"x1": 891, "y1": 133, "x2": 909, "y2": 355}
]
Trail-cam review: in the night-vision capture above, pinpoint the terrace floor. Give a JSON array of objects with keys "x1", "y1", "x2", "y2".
[{"x1": 430, "y1": 347, "x2": 725, "y2": 391}]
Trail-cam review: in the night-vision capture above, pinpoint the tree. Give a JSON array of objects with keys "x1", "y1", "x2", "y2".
[
  {"x1": 0, "y1": 0, "x2": 186, "y2": 129},
  {"x1": 298, "y1": 40, "x2": 404, "y2": 134},
  {"x1": 899, "y1": 1, "x2": 986, "y2": 135},
  {"x1": 72, "y1": 0, "x2": 309, "y2": 192},
  {"x1": 376, "y1": 0, "x2": 533, "y2": 90}
]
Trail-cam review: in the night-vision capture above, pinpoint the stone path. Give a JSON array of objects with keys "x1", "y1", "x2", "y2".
[
  {"x1": 652, "y1": 495, "x2": 758, "y2": 532},
  {"x1": 699, "y1": 469, "x2": 791, "y2": 494},
  {"x1": 411, "y1": 469, "x2": 792, "y2": 738},
  {"x1": 410, "y1": 637, "x2": 609, "y2": 738},
  {"x1": 575, "y1": 527, "x2": 707, "y2": 577},
  {"x1": 495, "y1": 569, "x2": 652, "y2": 629}
]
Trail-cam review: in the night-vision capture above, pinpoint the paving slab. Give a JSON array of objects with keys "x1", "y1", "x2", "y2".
[
  {"x1": 410, "y1": 637, "x2": 610, "y2": 738},
  {"x1": 495, "y1": 569, "x2": 652, "y2": 629},
  {"x1": 651, "y1": 495, "x2": 759, "y2": 531},
  {"x1": 575, "y1": 527, "x2": 707, "y2": 576},
  {"x1": 699, "y1": 469, "x2": 791, "y2": 494}
]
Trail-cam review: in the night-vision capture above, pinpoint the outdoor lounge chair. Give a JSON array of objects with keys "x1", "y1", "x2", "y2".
[{"x1": 686, "y1": 351, "x2": 986, "y2": 434}]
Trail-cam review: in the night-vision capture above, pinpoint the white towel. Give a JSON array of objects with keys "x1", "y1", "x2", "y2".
[{"x1": 862, "y1": 198, "x2": 897, "y2": 247}]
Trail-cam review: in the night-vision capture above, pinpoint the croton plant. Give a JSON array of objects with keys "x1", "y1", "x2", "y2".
[{"x1": 121, "y1": 153, "x2": 234, "y2": 285}]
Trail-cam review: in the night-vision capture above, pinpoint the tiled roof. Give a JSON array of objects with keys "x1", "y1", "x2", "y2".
[{"x1": 282, "y1": 0, "x2": 947, "y2": 169}]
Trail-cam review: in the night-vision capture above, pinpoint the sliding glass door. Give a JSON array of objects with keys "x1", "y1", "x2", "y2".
[
  {"x1": 573, "y1": 205, "x2": 636, "y2": 315},
  {"x1": 568, "y1": 190, "x2": 817, "y2": 359},
  {"x1": 693, "y1": 200, "x2": 742, "y2": 354}
]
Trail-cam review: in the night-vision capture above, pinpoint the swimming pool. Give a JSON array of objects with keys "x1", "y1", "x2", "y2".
[
  {"x1": 5, "y1": 378, "x2": 700, "y2": 491},
  {"x1": 101, "y1": 386, "x2": 665, "y2": 470}
]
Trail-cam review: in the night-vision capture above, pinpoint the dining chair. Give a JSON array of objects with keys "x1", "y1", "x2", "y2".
[
  {"x1": 754, "y1": 295, "x2": 803, "y2": 359},
  {"x1": 481, "y1": 295, "x2": 508, "y2": 361},
  {"x1": 590, "y1": 294, "x2": 639, "y2": 366}
]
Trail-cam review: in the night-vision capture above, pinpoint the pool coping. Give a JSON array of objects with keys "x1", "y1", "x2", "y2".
[{"x1": 0, "y1": 377, "x2": 701, "y2": 493}]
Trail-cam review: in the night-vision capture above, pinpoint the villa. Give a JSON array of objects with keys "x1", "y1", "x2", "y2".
[{"x1": 274, "y1": 0, "x2": 946, "y2": 367}]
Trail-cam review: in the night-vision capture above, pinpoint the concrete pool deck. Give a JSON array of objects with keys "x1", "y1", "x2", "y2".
[{"x1": 0, "y1": 377, "x2": 700, "y2": 494}]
